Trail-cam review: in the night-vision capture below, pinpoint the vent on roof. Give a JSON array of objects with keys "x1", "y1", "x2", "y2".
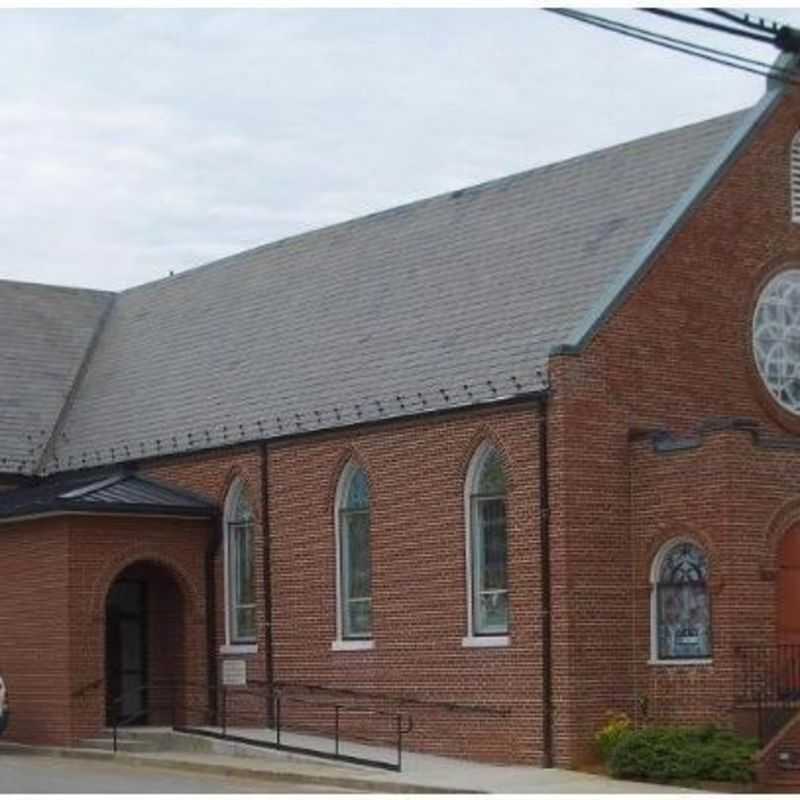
[{"x1": 792, "y1": 132, "x2": 800, "y2": 224}]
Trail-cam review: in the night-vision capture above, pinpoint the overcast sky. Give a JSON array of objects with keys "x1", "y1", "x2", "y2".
[{"x1": 2, "y1": 7, "x2": 798, "y2": 291}]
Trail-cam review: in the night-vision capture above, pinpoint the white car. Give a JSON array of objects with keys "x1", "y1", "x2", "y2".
[{"x1": 0, "y1": 677, "x2": 8, "y2": 735}]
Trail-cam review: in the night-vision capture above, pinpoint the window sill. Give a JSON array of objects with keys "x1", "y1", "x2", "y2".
[
  {"x1": 220, "y1": 644, "x2": 258, "y2": 655},
  {"x1": 331, "y1": 639, "x2": 374, "y2": 652},
  {"x1": 462, "y1": 635, "x2": 510, "y2": 649},
  {"x1": 648, "y1": 658, "x2": 712, "y2": 667}
]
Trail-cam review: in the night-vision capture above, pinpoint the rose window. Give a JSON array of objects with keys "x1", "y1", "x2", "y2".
[{"x1": 753, "y1": 270, "x2": 800, "y2": 415}]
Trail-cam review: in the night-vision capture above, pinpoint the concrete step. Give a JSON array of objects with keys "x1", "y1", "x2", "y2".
[{"x1": 78, "y1": 736, "x2": 160, "y2": 753}]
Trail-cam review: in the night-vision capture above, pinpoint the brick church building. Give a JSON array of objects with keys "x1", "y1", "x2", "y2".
[{"x1": 3, "y1": 54, "x2": 800, "y2": 772}]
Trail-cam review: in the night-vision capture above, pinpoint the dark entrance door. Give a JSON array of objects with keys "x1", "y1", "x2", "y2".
[{"x1": 105, "y1": 580, "x2": 148, "y2": 725}]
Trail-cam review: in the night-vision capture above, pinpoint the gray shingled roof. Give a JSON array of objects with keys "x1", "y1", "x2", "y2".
[
  {"x1": 1, "y1": 109, "x2": 751, "y2": 475},
  {"x1": 0, "y1": 281, "x2": 112, "y2": 473}
]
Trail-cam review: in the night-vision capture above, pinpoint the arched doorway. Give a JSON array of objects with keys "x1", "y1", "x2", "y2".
[
  {"x1": 105, "y1": 561, "x2": 186, "y2": 726},
  {"x1": 777, "y1": 525, "x2": 800, "y2": 696}
]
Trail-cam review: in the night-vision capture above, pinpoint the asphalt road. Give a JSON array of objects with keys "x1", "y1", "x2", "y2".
[{"x1": 0, "y1": 753, "x2": 351, "y2": 793}]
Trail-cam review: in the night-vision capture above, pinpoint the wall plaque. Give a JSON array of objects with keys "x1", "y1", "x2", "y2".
[{"x1": 222, "y1": 659, "x2": 247, "y2": 686}]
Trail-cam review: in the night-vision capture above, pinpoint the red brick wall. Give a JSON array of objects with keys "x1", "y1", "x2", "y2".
[
  {"x1": 65, "y1": 515, "x2": 213, "y2": 744},
  {"x1": 546, "y1": 85, "x2": 800, "y2": 765},
  {"x1": 142, "y1": 445, "x2": 270, "y2": 725},
  {"x1": 267, "y1": 403, "x2": 544, "y2": 764},
  {"x1": 0, "y1": 513, "x2": 213, "y2": 746},
  {"x1": 626, "y1": 428, "x2": 800, "y2": 733},
  {"x1": 0, "y1": 518, "x2": 71, "y2": 744}
]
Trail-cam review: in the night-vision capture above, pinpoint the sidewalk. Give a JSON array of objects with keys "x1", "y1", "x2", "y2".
[
  {"x1": 167, "y1": 725, "x2": 697, "y2": 793},
  {"x1": 0, "y1": 728, "x2": 698, "y2": 794}
]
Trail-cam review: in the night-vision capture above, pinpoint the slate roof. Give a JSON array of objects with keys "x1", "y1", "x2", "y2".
[
  {"x1": 0, "y1": 281, "x2": 113, "y2": 473},
  {"x1": 0, "y1": 471, "x2": 216, "y2": 520},
  {"x1": 0, "y1": 107, "x2": 760, "y2": 475}
]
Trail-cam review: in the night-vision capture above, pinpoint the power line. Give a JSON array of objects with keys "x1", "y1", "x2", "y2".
[
  {"x1": 546, "y1": 9, "x2": 800, "y2": 87},
  {"x1": 570, "y1": 9, "x2": 789, "y2": 75},
  {"x1": 640, "y1": 8, "x2": 776, "y2": 44},
  {"x1": 547, "y1": 9, "x2": 797, "y2": 85}
]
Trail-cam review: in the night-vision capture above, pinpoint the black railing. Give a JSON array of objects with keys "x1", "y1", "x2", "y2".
[
  {"x1": 736, "y1": 644, "x2": 800, "y2": 745},
  {"x1": 100, "y1": 679, "x2": 413, "y2": 770},
  {"x1": 108, "y1": 681, "x2": 179, "y2": 753},
  {"x1": 185, "y1": 683, "x2": 413, "y2": 771},
  {"x1": 99, "y1": 678, "x2": 507, "y2": 771},
  {"x1": 271, "y1": 679, "x2": 512, "y2": 717}
]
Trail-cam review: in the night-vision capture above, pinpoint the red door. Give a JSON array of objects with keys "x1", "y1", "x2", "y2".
[{"x1": 777, "y1": 526, "x2": 800, "y2": 695}]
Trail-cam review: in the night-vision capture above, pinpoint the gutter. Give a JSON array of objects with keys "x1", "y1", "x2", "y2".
[
  {"x1": 206, "y1": 512, "x2": 224, "y2": 723},
  {"x1": 538, "y1": 394, "x2": 554, "y2": 768},
  {"x1": 262, "y1": 441, "x2": 276, "y2": 723}
]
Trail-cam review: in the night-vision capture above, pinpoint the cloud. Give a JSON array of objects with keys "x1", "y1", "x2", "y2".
[{"x1": 0, "y1": 8, "x2": 795, "y2": 290}]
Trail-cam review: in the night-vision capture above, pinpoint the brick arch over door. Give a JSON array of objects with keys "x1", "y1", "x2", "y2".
[
  {"x1": 69, "y1": 546, "x2": 209, "y2": 744},
  {"x1": 765, "y1": 497, "x2": 800, "y2": 572},
  {"x1": 89, "y1": 548, "x2": 204, "y2": 624}
]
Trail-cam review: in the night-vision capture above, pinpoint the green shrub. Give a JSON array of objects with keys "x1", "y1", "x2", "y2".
[
  {"x1": 607, "y1": 725, "x2": 758, "y2": 785},
  {"x1": 594, "y1": 713, "x2": 633, "y2": 761}
]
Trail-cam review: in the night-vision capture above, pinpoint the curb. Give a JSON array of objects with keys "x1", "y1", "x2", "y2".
[{"x1": 0, "y1": 742, "x2": 475, "y2": 793}]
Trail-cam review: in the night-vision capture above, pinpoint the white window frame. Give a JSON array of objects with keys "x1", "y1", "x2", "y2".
[
  {"x1": 332, "y1": 461, "x2": 374, "y2": 650},
  {"x1": 791, "y1": 131, "x2": 800, "y2": 224},
  {"x1": 649, "y1": 537, "x2": 712, "y2": 666},
  {"x1": 222, "y1": 479, "x2": 258, "y2": 654},
  {"x1": 462, "y1": 442, "x2": 510, "y2": 648}
]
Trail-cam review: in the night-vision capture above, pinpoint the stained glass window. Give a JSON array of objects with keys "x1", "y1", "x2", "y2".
[
  {"x1": 655, "y1": 541, "x2": 711, "y2": 660},
  {"x1": 226, "y1": 483, "x2": 257, "y2": 643},
  {"x1": 339, "y1": 466, "x2": 372, "y2": 639},
  {"x1": 753, "y1": 270, "x2": 800, "y2": 415},
  {"x1": 470, "y1": 447, "x2": 509, "y2": 635}
]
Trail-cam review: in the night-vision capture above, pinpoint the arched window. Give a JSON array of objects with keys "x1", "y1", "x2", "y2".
[
  {"x1": 224, "y1": 481, "x2": 256, "y2": 645},
  {"x1": 791, "y1": 131, "x2": 800, "y2": 223},
  {"x1": 466, "y1": 445, "x2": 509, "y2": 637},
  {"x1": 336, "y1": 464, "x2": 372, "y2": 640},
  {"x1": 651, "y1": 540, "x2": 711, "y2": 662}
]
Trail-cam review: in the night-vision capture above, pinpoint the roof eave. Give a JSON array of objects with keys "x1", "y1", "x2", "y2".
[{"x1": 0, "y1": 503, "x2": 216, "y2": 524}]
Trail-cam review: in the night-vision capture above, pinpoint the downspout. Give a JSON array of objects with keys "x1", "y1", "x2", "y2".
[
  {"x1": 262, "y1": 441, "x2": 276, "y2": 721},
  {"x1": 538, "y1": 394, "x2": 554, "y2": 768},
  {"x1": 206, "y1": 512, "x2": 223, "y2": 721}
]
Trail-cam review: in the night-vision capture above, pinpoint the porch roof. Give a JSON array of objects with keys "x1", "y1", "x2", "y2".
[{"x1": 0, "y1": 471, "x2": 217, "y2": 521}]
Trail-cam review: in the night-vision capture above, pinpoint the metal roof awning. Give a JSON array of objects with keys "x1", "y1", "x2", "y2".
[{"x1": 0, "y1": 471, "x2": 217, "y2": 522}]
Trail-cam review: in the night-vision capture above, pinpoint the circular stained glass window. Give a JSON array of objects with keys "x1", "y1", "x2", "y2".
[{"x1": 753, "y1": 269, "x2": 800, "y2": 415}]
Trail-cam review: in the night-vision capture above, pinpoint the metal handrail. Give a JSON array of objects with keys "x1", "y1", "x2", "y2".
[
  {"x1": 108, "y1": 679, "x2": 214, "y2": 752},
  {"x1": 275, "y1": 690, "x2": 413, "y2": 770},
  {"x1": 183, "y1": 681, "x2": 414, "y2": 771},
  {"x1": 109, "y1": 682, "x2": 168, "y2": 752},
  {"x1": 269, "y1": 679, "x2": 511, "y2": 716},
  {"x1": 105, "y1": 679, "x2": 413, "y2": 769},
  {"x1": 735, "y1": 644, "x2": 800, "y2": 745}
]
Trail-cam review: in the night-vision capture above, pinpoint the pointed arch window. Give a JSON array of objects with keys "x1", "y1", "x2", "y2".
[
  {"x1": 651, "y1": 540, "x2": 712, "y2": 662},
  {"x1": 466, "y1": 445, "x2": 509, "y2": 638},
  {"x1": 791, "y1": 132, "x2": 800, "y2": 223},
  {"x1": 225, "y1": 481, "x2": 257, "y2": 645},
  {"x1": 336, "y1": 465, "x2": 372, "y2": 641}
]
